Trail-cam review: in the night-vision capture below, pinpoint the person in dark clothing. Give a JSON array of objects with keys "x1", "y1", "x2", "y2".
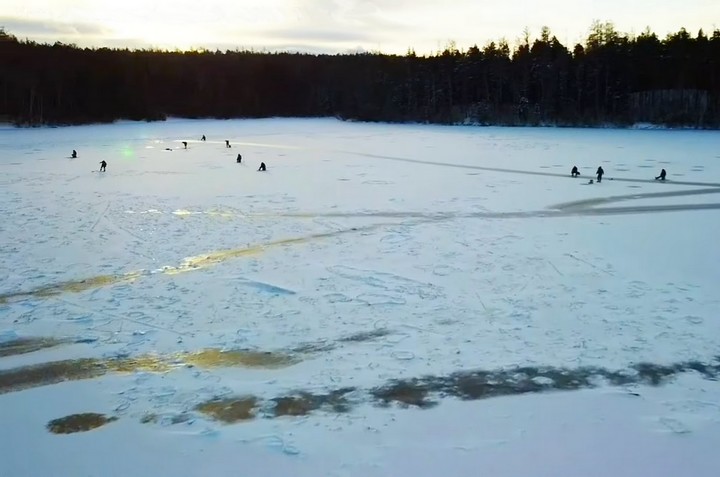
[
  {"x1": 257, "y1": 162, "x2": 266, "y2": 171},
  {"x1": 655, "y1": 169, "x2": 667, "y2": 181},
  {"x1": 71, "y1": 149, "x2": 77, "y2": 158},
  {"x1": 225, "y1": 140, "x2": 231, "y2": 148},
  {"x1": 236, "y1": 154, "x2": 242, "y2": 163},
  {"x1": 99, "y1": 160, "x2": 107, "y2": 172},
  {"x1": 571, "y1": 165, "x2": 579, "y2": 177},
  {"x1": 182, "y1": 141, "x2": 188, "y2": 149},
  {"x1": 201, "y1": 135, "x2": 206, "y2": 141},
  {"x1": 596, "y1": 166, "x2": 604, "y2": 183}
]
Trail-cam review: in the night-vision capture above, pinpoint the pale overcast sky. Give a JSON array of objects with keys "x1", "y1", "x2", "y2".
[{"x1": 1, "y1": 0, "x2": 717, "y2": 54}]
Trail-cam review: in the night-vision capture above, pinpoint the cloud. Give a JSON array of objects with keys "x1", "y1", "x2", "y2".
[
  {"x1": 0, "y1": 16, "x2": 111, "y2": 38},
  {"x1": 261, "y1": 27, "x2": 376, "y2": 44},
  {"x1": 2, "y1": 0, "x2": 718, "y2": 55},
  {"x1": 284, "y1": 0, "x2": 413, "y2": 32}
]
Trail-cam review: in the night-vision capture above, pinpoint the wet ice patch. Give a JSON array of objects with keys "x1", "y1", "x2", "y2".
[
  {"x1": 47, "y1": 413, "x2": 118, "y2": 434},
  {"x1": 0, "y1": 336, "x2": 71, "y2": 357},
  {"x1": 272, "y1": 388, "x2": 355, "y2": 417},
  {"x1": 196, "y1": 397, "x2": 258, "y2": 423},
  {"x1": 183, "y1": 349, "x2": 299, "y2": 369},
  {"x1": 0, "y1": 348, "x2": 299, "y2": 394},
  {"x1": 0, "y1": 272, "x2": 143, "y2": 304}
]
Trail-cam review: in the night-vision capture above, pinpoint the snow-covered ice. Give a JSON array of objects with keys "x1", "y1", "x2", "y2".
[{"x1": 1, "y1": 118, "x2": 720, "y2": 476}]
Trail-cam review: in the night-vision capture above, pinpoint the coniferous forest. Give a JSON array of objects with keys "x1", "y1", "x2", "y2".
[{"x1": 1, "y1": 22, "x2": 719, "y2": 128}]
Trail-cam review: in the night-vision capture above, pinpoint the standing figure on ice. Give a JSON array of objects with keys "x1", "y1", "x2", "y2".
[
  {"x1": 225, "y1": 140, "x2": 231, "y2": 148},
  {"x1": 655, "y1": 168, "x2": 667, "y2": 181},
  {"x1": 71, "y1": 149, "x2": 77, "y2": 158},
  {"x1": 201, "y1": 135, "x2": 206, "y2": 141},
  {"x1": 257, "y1": 162, "x2": 266, "y2": 172},
  {"x1": 99, "y1": 160, "x2": 107, "y2": 172},
  {"x1": 182, "y1": 141, "x2": 188, "y2": 149},
  {"x1": 571, "y1": 165, "x2": 579, "y2": 177},
  {"x1": 236, "y1": 154, "x2": 242, "y2": 163},
  {"x1": 596, "y1": 166, "x2": 604, "y2": 183}
]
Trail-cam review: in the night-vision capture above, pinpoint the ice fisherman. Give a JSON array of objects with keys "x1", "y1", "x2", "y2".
[
  {"x1": 182, "y1": 141, "x2": 188, "y2": 149},
  {"x1": 99, "y1": 160, "x2": 107, "y2": 172},
  {"x1": 71, "y1": 149, "x2": 77, "y2": 158},
  {"x1": 655, "y1": 169, "x2": 667, "y2": 181},
  {"x1": 201, "y1": 135, "x2": 206, "y2": 141},
  {"x1": 225, "y1": 140, "x2": 231, "y2": 148},
  {"x1": 596, "y1": 166, "x2": 604, "y2": 183},
  {"x1": 236, "y1": 154, "x2": 242, "y2": 163},
  {"x1": 571, "y1": 165, "x2": 579, "y2": 177},
  {"x1": 257, "y1": 162, "x2": 266, "y2": 172}
]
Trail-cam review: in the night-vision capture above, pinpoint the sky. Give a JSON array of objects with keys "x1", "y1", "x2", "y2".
[{"x1": 1, "y1": 0, "x2": 718, "y2": 55}]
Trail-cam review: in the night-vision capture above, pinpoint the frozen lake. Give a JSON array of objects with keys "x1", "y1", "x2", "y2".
[{"x1": 1, "y1": 118, "x2": 720, "y2": 476}]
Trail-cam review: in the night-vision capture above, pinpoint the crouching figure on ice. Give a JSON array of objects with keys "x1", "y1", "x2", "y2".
[
  {"x1": 257, "y1": 162, "x2": 266, "y2": 172},
  {"x1": 655, "y1": 169, "x2": 667, "y2": 181},
  {"x1": 571, "y1": 166, "x2": 579, "y2": 177},
  {"x1": 99, "y1": 160, "x2": 107, "y2": 172}
]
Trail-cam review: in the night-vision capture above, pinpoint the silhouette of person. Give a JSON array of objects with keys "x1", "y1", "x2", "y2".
[
  {"x1": 655, "y1": 168, "x2": 667, "y2": 181},
  {"x1": 257, "y1": 162, "x2": 266, "y2": 172},
  {"x1": 71, "y1": 149, "x2": 77, "y2": 158},
  {"x1": 225, "y1": 140, "x2": 231, "y2": 148},
  {"x1": 596, "y1": 166, "x2": 604, "y2": 183},
  {"x1": 236, "y1": 154, "x2": 242, "y2": 163},
  {"x1": 201, "y1": 135, "x2": 206, "y2": 141},
  {"x1": 182, "y1": 141, "x2": 188, "y2": 149},
  {"x1": 99, "y1": 160, "x2": 107, "y2": 172},
  {"x1": 571, "y1": 165, "x2": 579, "y2": 177}
]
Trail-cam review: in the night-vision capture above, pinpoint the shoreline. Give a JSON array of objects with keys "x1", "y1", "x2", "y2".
[{"x1": 1, "y1": 116, "x2": 718, "y2": 131}]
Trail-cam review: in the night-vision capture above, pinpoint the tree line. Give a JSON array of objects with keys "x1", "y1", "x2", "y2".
[{"x1": 1, "y1": 22, "x2": 719, "y2": 128}]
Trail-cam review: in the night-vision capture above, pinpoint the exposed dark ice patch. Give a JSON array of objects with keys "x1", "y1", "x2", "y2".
[{"x1": 47, "y1": 413, "x2": 117, "y2": 434}]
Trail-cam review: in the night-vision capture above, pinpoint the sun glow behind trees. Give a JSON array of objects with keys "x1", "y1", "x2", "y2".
[{"x1": 0, "y1": 0, "x2": 718, "y2": 54}]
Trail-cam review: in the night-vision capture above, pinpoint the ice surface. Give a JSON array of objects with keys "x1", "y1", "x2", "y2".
[{"x1": 1, "y1": 118, "x2": 719, "y2": 476}]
